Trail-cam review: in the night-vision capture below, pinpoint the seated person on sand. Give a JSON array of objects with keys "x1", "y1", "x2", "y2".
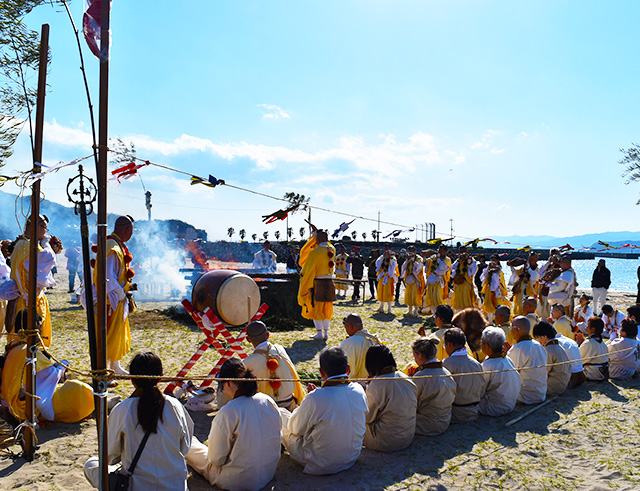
[
  {"x1": 551, "y1": 304, "x2": 574, "y2": 340},
  {"x1": 479, "y1": 327, "x2": 521, "y2": 417},
  {"x1": 417, "y1": 304, "x2": 454, "y2": 361},
  {"x1": 411, "y1": 337, "x2": 456, "y2": 436},
  {"x1": 188, "y1": 358, "x2": 281, "y2": 491},
  {"x1": 85, "y1": 352, "x2": 193, "y2": 491},
  {"x1": 492, "y1": 305, "x2": 513, "y2": 346},
  {"x1": 554, "y1": 328, "x2": 586, "y2": 388},
  {"x1": 442, "y1": 327, "x2": 487, "y2": 422},
  {"x1": 532, "y1": 322, "x2": 571, "y2": 396},
  {"x1": 280, "y1": 347, "x2": 368, "y2": 475},
  {"x1": 242, "y1": 320, "x2": 306, "y2": 411},
  {"x1": 364, "y1": 345, "x2": 417, "y2": 452},
  {"x1": 522, "y1": 297, "x2": 540, "y2": 338},
  {"x1": 579, "y1": 317, "x2": 609, "y2": 381},
  {"x1": 1, "y1": 311, "x2": 94, "y2": 424},
  {"x1": 507, "y1": 316, "x2": 548, "y2": 404},
  {"x1": 451, "y1": 308, "x2": 488, "y2": 362},
  {"x1": 601, "y1": 304, "x2": 624, "y2": 341},
  {"x1": 339, "y1": 312, "x2": 381, "y2": 381},
  {"x1": 608, "y1": 319, "x2": 640, "y2": 380}
]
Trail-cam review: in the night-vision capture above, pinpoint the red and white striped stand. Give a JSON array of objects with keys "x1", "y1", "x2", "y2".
[{"x1": 164, "y1": 300, "x2": 269, "y2": 395}]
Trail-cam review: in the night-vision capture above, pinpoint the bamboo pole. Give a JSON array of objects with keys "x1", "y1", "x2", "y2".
[
  {"x1": 95, "y1": 1, "x2": 112, "y2": 488},
  {"x1": 505, "y1": 397, "x2": 557, "y2": 427},
  {"x1": 23, "y1": 23, "x2": 50, "y2": 462}
]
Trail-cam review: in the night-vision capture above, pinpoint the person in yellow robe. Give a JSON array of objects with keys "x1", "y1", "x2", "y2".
[
  {"x1": 450, "y1": 250, "x2": 478, "y2": 312},
  {"x1": 422, "y1": 247, "x2": 451, "y2": 314},
  {"x1": 400, "y1": 246, "x2": 424, "y2": 316},
  {"x1": 1, "y1": 313, "x2": 94, "y2": 423},
  {"x1": 508, "y1": 253, "x2": 540, "y2": 316},
  {"x1": 92, "y1": 216, "x2": 135, "y2": 375},
  {"x1": 375, "y1": 249, "x2": 399, "y2": 314},
  {"x1": 334, "y1": 246, "x2": 350, "y2": 299},
  {"x1": 298, "y1": 229, "x2": 336, "y2": 340},
  {"x1": 481, "y1": 256, "x2": 511, "y2": 323},
  {"x1": 9, "y1": 214, "x2": 60, "y2": 347}
]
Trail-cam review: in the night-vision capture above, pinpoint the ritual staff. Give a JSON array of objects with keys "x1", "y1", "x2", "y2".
[
  {"x1": 450, "y1": 249, "x2": 478, "y2": 312},
  {"x1": 338, "y1": 313, "x2": 380, "y2": 380},
  {"x1": 442, "y1": 328, "x2": 487, "y2": 422},
  {"x1": 187, "y1": 359, "x2": 281, "y2": 491},
  {"x1": 532, "y1": 322, "x2": 571, "y2": 396},
  {"x1": 551, "y1": 304, "x2": 574, "y2": 340},
  {"x1": 479, "y1": 327, "x2": 521, "y2": 417},
  {"x1": 573, "y1": 293, "x2": 593, "y2": 334},
  {"x1": 10, "y1": 214, "x2": 60, "y2": 347},
  {"x1": 252, "y1": 240, "x2": 277, "y2": 273},
  {"x1": 2, "y1": 312, "x2": 94, "y2": 424},
  {"x1": 96, "y1": 216, "x2": 136, "y2": 376},
  {"x1": 298, "y1": 228, "x2": 336, "y2": 340},
  {"x1": 579, "y1": 317, "x2": 609, "y2": 381},
  {"x1": 508, "y1": 253, "x2": 540, "y2": 316},
  {"x1": 547, "y1": 256, "x2": 576, "y2": 315},
  {"x1": 601, "y1": 304, "x2": 624, "y2": 341},
  {"x1": 411, "y1": 337, "x2": 456, "y2": 436},
  {"x1": 480, "y1": 256, "x2": 510, "y2": 323},
  {"x1": 334, "y1": 245, "x2": 350, "y2": 299},
  {"x1": 280, "y1": 347, "x2": 368, "y2": 475},
  {"x1": 507, "y1": 316, "x2": 548, "y2": 404},
  {"x1": 375, "y1": 249, "x2": 399, "y2": 314},
  {"x1": 422, "y1": 249, "x2": 450, "y2": 315},
  {"x1": 242, "y1": 321, "x2": 306, "y2": 410},
  {"x1": 364, "y1": 345, "x2": 417, "y2": 452},
  {"x1": 607, "y1": 319, "x2": 639, "y2": 380},
  {"x1": 400, "y1": 245, "x2": 425, "y2": 316}
]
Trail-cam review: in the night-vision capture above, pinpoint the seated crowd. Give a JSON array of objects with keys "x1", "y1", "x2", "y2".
[{"x1": 77, "y1": 302, "x2": 638, "y2": 491}]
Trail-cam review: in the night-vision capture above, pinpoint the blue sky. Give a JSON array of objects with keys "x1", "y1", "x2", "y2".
[{"x1": 4, "y1": 0, "x2": 640, "y2": 241}]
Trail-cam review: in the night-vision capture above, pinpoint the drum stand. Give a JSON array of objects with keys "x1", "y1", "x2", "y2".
[{"x1": 164, "y1": 300, "x2": 269, "y2": 395}]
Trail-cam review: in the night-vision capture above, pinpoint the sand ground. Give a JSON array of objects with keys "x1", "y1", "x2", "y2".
[{"x1": 1, "y1": 269, "x2": 639, "y2": 490}]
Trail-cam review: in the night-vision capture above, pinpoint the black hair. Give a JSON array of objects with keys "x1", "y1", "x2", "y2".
[
  {"x1": 602, "y1": 304, "x2": 614, "y2": 315},
  {"x1": 435, "y1": 304, "x2": 454, "y2": 324},
  {"x1": 365, "y1": 344, "x2": 397, "y2": 377},
  {"x1": 219, "y1": 358, "x2": 257, "y2": 398},
  {"x1": 587, "y1": 317, "x2": 605, "y2": 336},
  {"x1": 129, "y1": 352, "x2": 165, "y2": 434},
  {"x1": 412, "y1": 337, "x2": 438, "y2": 360},
  {"x1": 532, "y1": 321, "x2": 557, "y2": 339},
  {"x1": 319, "y1": 347, "x2": 349, "y2": 377},
  {"x1": 627, "y1": 304, "x2": 640, "y2": 320},
  {"x1": 443, "y1": 327, "x2": 467, "y2": 348},
  {"x1": 621, "y1": 319, "x2": 638, "y2": 339}
]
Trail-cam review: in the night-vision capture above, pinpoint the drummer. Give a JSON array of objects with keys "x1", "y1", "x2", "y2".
[{"x1": 243, "y1": 321, "x2": 306, "y2": 410}]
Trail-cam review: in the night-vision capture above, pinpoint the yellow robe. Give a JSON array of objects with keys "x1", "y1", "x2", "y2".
[
  {"x1": 450, "y1": 263, "x2": 478, "y2": 310},
  {"x1": 402, "y1": 257, "x2": 425, "y2": 307},
  {"x1": 423, "y1": 258, "x2": 444, "y2": 308},
  {"x1": 511, "y1": 268, "x2": 539, "y2": 316},
  {"x1": 95, "y1": 238, "x2": 132, "y2": 362},
  {"x1": 482, "y1": 271, "x2": 511, "y2": 316},
  {"x1": 334, "y1": 253, "x2": 349, "y2": 293},
  {"x1": 1, "y1": 343, "x2": 94, "y2": 423},
  {"x1": 442, "y1": 257, "x2": 452, "y2": 300},
  {"x1": 10, "y1": 239, "x2": 52, "y2": 347},
  {"x1": 297, "y1": 238, "x2": 336, "y2": 321}
]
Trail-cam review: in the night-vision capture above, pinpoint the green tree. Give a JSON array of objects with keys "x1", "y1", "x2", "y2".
[
  {"x1": 362, "y1": 232, "x2": 367, "y2": 240},
  {"x1": 227, "y1": 227, "x2": 235, "y2": 240},
  {"x1": 251, "y1": 233, "x2": 257, "y2": 242},
  {"x1": 239, "y1": 229, "x2": 246, "y2": 241},
  {"x1": 620, "y1": 144, "x2": 640, "y2": 204},
  {"x1": 351, "y1": 230, "x2": 357, "y2": 240},
  {"x1": 274, "y1": 230, "x2": 280, "y2": 240}
]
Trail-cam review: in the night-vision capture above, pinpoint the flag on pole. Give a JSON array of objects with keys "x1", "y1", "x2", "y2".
[{"x1": 83, "y1": 0, "x2": 107, "y2": 61}]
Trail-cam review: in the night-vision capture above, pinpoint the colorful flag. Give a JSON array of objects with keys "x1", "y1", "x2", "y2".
[{"x1": 83, "y1": 0, "x2": 107, "y2": 60}]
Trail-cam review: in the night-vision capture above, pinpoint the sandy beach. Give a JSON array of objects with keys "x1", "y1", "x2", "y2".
[{"x1": 1, "y1": 277, "x2": 639, "y2": 490}]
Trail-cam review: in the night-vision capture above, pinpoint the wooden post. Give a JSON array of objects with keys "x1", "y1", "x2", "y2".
[
  {"x1": 23, "y1": 23, "x2": 50, "y2": 463},
  {"x1": 95, "y1": 1, "x2": 112, "y2": 488}
]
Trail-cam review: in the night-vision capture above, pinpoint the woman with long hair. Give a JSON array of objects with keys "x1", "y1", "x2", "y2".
[
  {"x1": 187, "y1": 358, "x2": 282, "y2": 491},
  {"x1": 84, "y1": 352, "x2": 193, "y2": 490}
]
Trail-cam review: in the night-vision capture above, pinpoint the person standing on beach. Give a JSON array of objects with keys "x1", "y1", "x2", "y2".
[
  {"x1": 591, "y1": 259, "x2": 611, "y2": 314},
  {"x1": 346, "y1": 246, "x2": 365, "y2": 302},
  {"x1": 366, "y1": 250, "x2": 379, "y2": 301}
]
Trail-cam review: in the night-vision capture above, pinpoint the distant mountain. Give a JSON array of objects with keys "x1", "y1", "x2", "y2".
[{"x1": 492, "y1": 231, "x2": 640, "y2": 250}]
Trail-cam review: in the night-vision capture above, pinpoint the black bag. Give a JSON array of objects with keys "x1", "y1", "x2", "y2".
[{"x1": 109, "y1": 431, "x2": 151, "y2": 491}]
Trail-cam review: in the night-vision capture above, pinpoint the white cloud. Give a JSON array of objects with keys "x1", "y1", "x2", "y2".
[
  {"x1": 470, "y1": 129, "x2": 505, "y2": 155},
  {"x1": 257, "y1": 104, "x2": 291, "y2": 121}
]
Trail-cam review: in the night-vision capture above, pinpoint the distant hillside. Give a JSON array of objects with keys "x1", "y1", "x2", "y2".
[{"x1": 493, "y1": 231, "x2": 640, "y2": 249}]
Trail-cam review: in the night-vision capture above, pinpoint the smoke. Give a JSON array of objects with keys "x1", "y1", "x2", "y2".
[{"x1": 129, "y1": 220, "x2": 189, "y2": 301}]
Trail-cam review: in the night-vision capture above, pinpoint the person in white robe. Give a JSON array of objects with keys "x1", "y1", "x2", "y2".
[
  {"x1": 0, "y1": 248, "x2": 19, "y2": 331},
  {"x1": 507, "y1": 316, "x2": 548, "y2": 404},
  {"x1": 338, "y1": 313, "x2": 380, "y2": 380},
  {"x1": 532, "y1": 321, "x2": 571, "y2": 396},
  {"x1": 573, "y1": 293, "x2": 593, "y2": 334},
  {"x1": 85, "y1": 352, "x2": 193, "y2": 491},
  {"x1": 547, "y1": 256, "x2": 576, "y2": 313},
  {"x1": 442, "y1": 327, "x2": 487, "y2": 422},
  {"x1": 479, "y1": 327, "x2": 521, "y2": 416},
  {"x1": 252, "y1": 241, "x2": 277, "y2": 273},
  {"x1": 187, "y1": 358, "x2": 282, "y2": 491},
  {"x1": 363, "y1": 345, "x2": 417, "y2": 452},
  {"x1": 555, "y1": 332, "x2": 586, "y2": 388},
  {"x1": 601, "y1": 304, "x2": 625, "y2": 341},
  {"x1": 551, "y1": 304, "x2": 575, "y2": 340},
  {"x1": 608, "y1": 320, "x2": 640, "y2": 380},
  {"x1": 411, "y1": 337, "x2": 456, "y2": 435},
  {"x1": 280, "y1": 347, "x2": 368, "y2": 475},
  {"x1": 580, "y1": 317, "x2": 609, "y2": 381}
]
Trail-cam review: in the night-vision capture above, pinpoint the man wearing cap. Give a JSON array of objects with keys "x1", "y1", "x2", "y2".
[
  {"x1": 243, "y1": 321, "x2": 306, "y2": 410},
  {"x1": 253, "y1": 241, "x2": 277, "y2": 273},
  {"x1": 400, "y1": 246, "x2": 425, "y2": 316},
  {"x1": 338, "y1": 313, "x2": 380, "y2": 380},
  {"x1": 10, "y1": 214, "x2": 61, "y2": 347}
]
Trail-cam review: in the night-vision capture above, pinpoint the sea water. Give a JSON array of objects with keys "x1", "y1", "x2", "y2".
[{"x1": 501, "y1": 258, "x2": 640, "y2": 293}]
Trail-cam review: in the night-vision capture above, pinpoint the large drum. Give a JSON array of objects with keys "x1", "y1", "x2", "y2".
[{"x1": 192, "y1": 270, "x2": 261, "y2": 326}]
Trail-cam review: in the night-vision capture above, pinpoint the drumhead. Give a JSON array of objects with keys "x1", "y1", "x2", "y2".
[{"x1": 217, "y1": 273, "x2": 261, "y2": 325}]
